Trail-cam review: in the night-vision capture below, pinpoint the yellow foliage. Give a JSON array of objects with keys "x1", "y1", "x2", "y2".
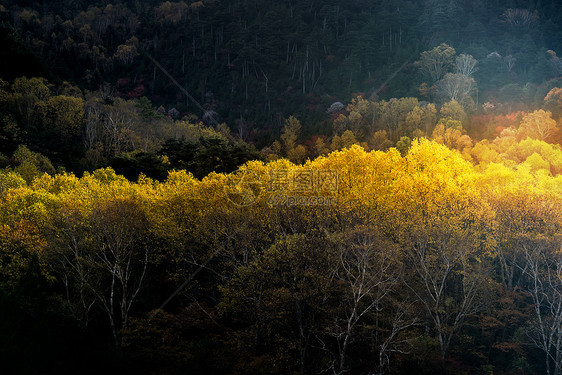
[
  {"x1": 3, "y1": 137, "x2": 562, "y2": 293},
  {"x1": 431, "y1": 123, "x2": 473, "y2": 152},
  {"x1": 520, "y1": 153, "x2": 551, "y2": 174},
  {"x1": 519, "y1": 109, "x2": 558, "y2": 141}
]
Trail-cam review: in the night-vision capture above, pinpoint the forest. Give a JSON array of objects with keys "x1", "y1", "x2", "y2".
[{"x1": 2, "y1": 0, "x2": 562, "y2": 374}]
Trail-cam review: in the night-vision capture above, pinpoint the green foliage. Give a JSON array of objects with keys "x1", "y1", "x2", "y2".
[
  {"x1": 395, "y1": 136, "x2": 412, "y2": 156},
  {"x1": 5, "y1": 145, "x2": 56, "y2": 183},
  {"x1": 38, "y1": 95, "x2": 84, "y2": 136},
  {"x1": 440, "y1": 99, "x2": 468, "y2": 125},
  {"x1": 219, "y1": 233, "x2": 338, "y2": 374},
  {"x1": 161, "y1": 135, "x2": 262, "y2": 179},
  {"x1": 110, "y1": 152, "x2": 170, "y2": 181},
  {"x1": 135, "y1": 96, "x2": 163, "y2": 119},
  {"x1": 418, "y1": 44, "x2": 457, "y2": 83}
]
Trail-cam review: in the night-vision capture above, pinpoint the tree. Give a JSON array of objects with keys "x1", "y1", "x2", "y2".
[
  {"x1": 161, "y1": 135, "x2": 262, "y2": 179},
  {"x1": 155, "y1": 1, "x2": 188, "y2": 23},
  {"x1": 519, "y1": 110, "x2": 558, "y2": 142},
  {"x1": 280, "y1": 116, "x2": 302, "y2": 156},
  {"x1": 504, "y1": 55, "x2": 516, "y2": 74},
  {"x1": 0, "y1": 221, "x2": 47, "y2": 292},
  {"x1": 544, "y1": 87, "x2": 562, "y2": 119},
  {"x1": 377, "y1": 97, "x2": 420, "y2": 140},
  {"x1": 417, "y1": 43, "x2": 456, "y2": 83},
  {"x1": 547, "y1": 51, "x2": 562, "y2": 76},
  {"x1": 84, "y1": 96, "x2": 141, "y2": 156},
  {"x1": 437, "y1": 73, "x2": 476, "y2": 106},
  {"x1": 455, "y1": 54, "x2": 478, "y2": 77},
  {"x1": 404, "y1": 209, "x2": 488, "y2": 360},
  {"x1": 370, "y1": 130, "x2": 393, "y2": 151},
  {"x1": 113, "y1": 44, "x2": 138, "y2": 65},
  {"x1": 37, "y1": 95, "x2": 84, "y2": 138},
  {"x1": 331, "y1": 130, "x2": 359, "y2": 151},
  {"x1": 440, "y1": 99, "x2": 467, "y2": 124},
  {"x1": 135, "y1": 96, "x2": 162, "y2": 119},
  {"x1": 520, "y1": 233, "x2": 562, "y2": 375},
  {"x1": 431, "y1": 122, "x2": 473, "y2": 152},
  {"x1": 404, "y1": 103, "x2": 438, "y2": 136},
  {"x1": 330, "y1": 226, "x2": 414, "y2": 374},
  {"x1": 10, "y1": 145, "x2": 55, "y2": 183},
  {"x1": 10, "y1": 76, "x2": 51, "y2": 126},
  {"x1": 501, "y1": 8, "x2": 539, "y2": 28},
  {"x1": 50, "y1": 198, "x2": 151, "y2": 348},
  {"x1": 395, "y1": 136, "x2": 411, "y2": 156},
  {"x1": 288, "y1": 144, "x2": 308, "y2": 164},
  {"x1": 219, "y1": 234, "x2": 338, "y2": 375},
  {"x1": 396, "y1": 140, "x2": 491, "y2": 360},
  {"x1": 310, "y1": 136, "x2": 330, "y2": 158},
  {"x1": 345, "y1": 96, "x2": 377, "y2": 138}
]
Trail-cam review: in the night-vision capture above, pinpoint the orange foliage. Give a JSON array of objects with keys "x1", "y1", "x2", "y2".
[
  {"x1": 468, "y1": 112, "x2": 526, "y2": 140},
  {"x1": 469, "y1": 114, "x2": 493, "y2": 139},
  {"x1": 492, "y1": 111, "x2": 525, "y2": 129},
  {"x1": 545, "y1": 87, "x2": 562, "y2": 104}
]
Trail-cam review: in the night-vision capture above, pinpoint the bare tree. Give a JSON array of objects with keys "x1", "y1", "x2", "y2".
[
  {"x1": 491, "y1": 202, "x2": 529, "y2": 291},
  {"x1": 84, "y1": 97, "x2": 132, "y2": 155},
  {"x1": 455, "y1": 54, "x2": 478, "y2": 77},
  {"x1": 520, "y1": 234, "x2": 562, "y2": 375},
  {"x1": 437, "y1": 73, "x2": 475, "y2": 105},
  {"x1": 520, "y1": 109, "x2": 558, "y2": 142},
  {"x1": 501, "y1": 8, "x2": 539, "y2": 27},
  {"x1": 330, "y1": 226, "x2": 416, "y2": 374},
  {"x1": 504, "y1": 55, "x2": 516, "y2": 73},
  {"x1": 406, "y1": 223, "x2": 486, "y2": 360},
  {"x1": 50, "y1": 198, "x2": 151, "y2": 349},
  {"x1": 374, "y1": 300, "x2": 419, "y2": 374},
  {"x1": 49, "y1": 207, "x2": 97, "y2": 328},
  {"x1": 83, "y1": 101, "x2": 102, "y2": 151}
]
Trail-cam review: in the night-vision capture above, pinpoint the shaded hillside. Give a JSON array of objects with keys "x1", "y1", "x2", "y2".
[{"x1": 1, "y1": 0, "x2": 561, "y2": 129}]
